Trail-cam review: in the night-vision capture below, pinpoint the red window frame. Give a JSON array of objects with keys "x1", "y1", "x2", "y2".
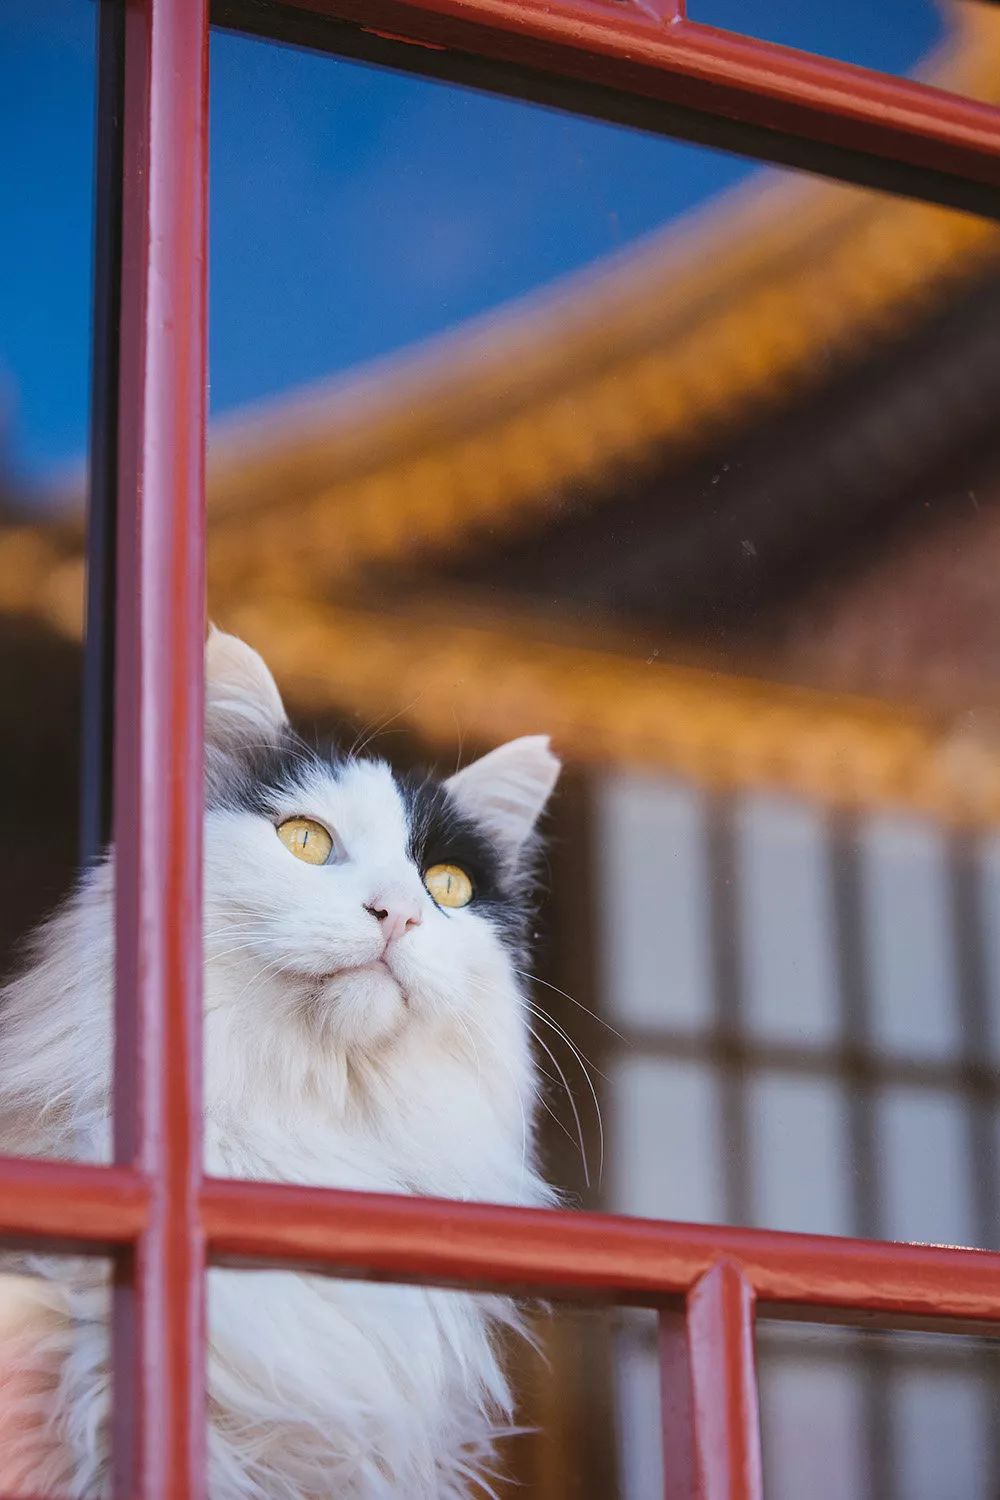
[{"x1": 3, "y1": 1, "x2": 1000, "y2": 1496}]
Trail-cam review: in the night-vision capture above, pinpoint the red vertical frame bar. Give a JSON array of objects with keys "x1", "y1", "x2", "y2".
[
  {"x1": 660, "y1": 1262, "x2": 763, "y2": 1500},
  {"x1": 113, "y1": 1, "x2": 209, "y2": 1497}
]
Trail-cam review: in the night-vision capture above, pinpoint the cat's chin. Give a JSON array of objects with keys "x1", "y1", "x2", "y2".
[
  {"x1": 308, "y1": 959, "x2": 407, "y2": 1047},
  {"x1": 319, "y1": 957, "x2": 394, "y2": 983}
]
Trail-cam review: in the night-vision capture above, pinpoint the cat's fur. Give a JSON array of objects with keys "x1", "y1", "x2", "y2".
[{"x1": 0, "y1": 630, "x2": 560, "y2": 1498}]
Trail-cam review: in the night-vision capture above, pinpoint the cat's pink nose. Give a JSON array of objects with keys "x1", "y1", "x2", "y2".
[{"x1": 365, "y1": 896, "x2": 423, "y2": 945}]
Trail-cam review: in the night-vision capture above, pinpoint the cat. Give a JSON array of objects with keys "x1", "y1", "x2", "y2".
[{"x1": 0, "y1": 628, "x2": 560, "y2": 1499}]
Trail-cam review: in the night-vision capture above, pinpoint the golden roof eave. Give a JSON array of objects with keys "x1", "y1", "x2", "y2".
[
  {"x1": 9, "y1": 535, "x2": 1000, "y2": 827},
  {"x1": 227, "y1": 597, "x2": 1000, "y2": 828}
]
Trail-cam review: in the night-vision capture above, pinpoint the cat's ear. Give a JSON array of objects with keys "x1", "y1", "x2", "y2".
[
  {"x1": 205, "y1": 627, "x2": 287, "y2": 748},
  {"x1": 446, "y1": 736, "x2": 560, "y2": 857}
]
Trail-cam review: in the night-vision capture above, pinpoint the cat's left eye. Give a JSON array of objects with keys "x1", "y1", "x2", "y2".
[
  {"x1": 424, "y1": 863, "x2": 474, "y2": 909},
  {"x1": 276, "y1": 817, "x2": 334, "y2": 865}
]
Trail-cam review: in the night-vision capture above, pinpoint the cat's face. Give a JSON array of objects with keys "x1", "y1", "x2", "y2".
[{"x1": 202, "y1": 630, "x2": 560, "y2": 1058}]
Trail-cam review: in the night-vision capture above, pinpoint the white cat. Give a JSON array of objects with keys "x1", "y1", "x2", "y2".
[{"x1": 0, "y1": 630, "x2": 560, "y2": 1498}]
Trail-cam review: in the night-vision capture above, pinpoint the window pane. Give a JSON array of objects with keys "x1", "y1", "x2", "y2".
[
  {"x1": 976, "y1": 833, "x2": 1000, "y2": 1064},
  {"x1": 759, "y1": 1338, "x2": 867, "y2": 1500},
  {"x1": 690, "y1": 0, "x2": 948, "y2": 79},
  {"x1": 0, "y1": 1256, "x2": 111, "y2": 1498},
  {"x1": 608, "y1": 1056, "x2": 725, "y2": 1222},
  {"x1": 596, "y1": 774, "x2": 713, "y2": 1033},
  {"x1": 197, "y1": 26, "x2": 1000, "y2": 1257},
  {"x1": 208, "y1": 29, "x2": 753, "y2": 422},
  {"x1": 738, "y1": 794, "x2": 838, "y2": 1047},
  {"x1": 0, "y1": 3, "x2": 95, "y2": 491},
  {"x1": 877, "y1": 1084, "x2": 976, "y2": 1246},
  {"x1": 207, "y1": 1274, "x2": 660, "y2": 1500},
  {"x1": 759, "y1": 1322, "x2": 1000, "y2": 1500},
  {"x1": 0, "y1": 2, "x2": 93, "y2": 1160},
  {"x1": 863, "y1": 817, "x2": 961, "y2": 1062},
  {"x1": 749, "y1": 1073, "x2": 852, "y2": 1237}
]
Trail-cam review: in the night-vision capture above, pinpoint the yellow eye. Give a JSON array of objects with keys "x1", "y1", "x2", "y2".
[
  {"x1": 276, "y1": 817, "x2": 333, "y2": 866},
  {"x1": 424, "y1": 863, "x2": 474, "y2": 909}
]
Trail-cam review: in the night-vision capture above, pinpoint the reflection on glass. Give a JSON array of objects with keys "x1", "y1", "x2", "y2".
[
  {"x1": 208, "y1": 28, "x2": 752, "y2": 421},
  {"x1": 205, "y1": 1274, "x2": 659, "y2": 1500},
  {"x1": 0, "y1": 3, "x2": 95, "y2": 496},
  {"x1": 691, "y1": 0, "x2": 940, "y2": 73},
  {"x1": 7, "y1": 12, "x2": 989, "y2": 1249},
  {"x1": 0, "y1": 1257, "x2": 110, "y2": 1499},
  {"x1": 759, "y1": 1322, "x2": 1000, "y2": 1500},
  {"x1": 199, "y1": 20, "x2": 1000, "y2": 1275},
  {"x1": 0, "y1": 3, "x2": 92, "y2": 971},
  {"x1": 3, "y1": 7, "x2": 1000, "y2": 1241}
]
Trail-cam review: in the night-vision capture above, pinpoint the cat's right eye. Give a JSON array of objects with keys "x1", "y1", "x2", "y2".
[
  {"x1": 424, "y1": 863, "x2": 475, "y2": 909},
  {"x1": 276, "y1": 817, "x2": 334, "y2": 865}
]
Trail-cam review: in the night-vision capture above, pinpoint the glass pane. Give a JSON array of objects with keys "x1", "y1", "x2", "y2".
[
  {"x1": 0, "y1": 3, "x2": 93, "y2": 1156},
  {"x1": 0, "y1": 1255, "x2": 111, "y2": 1498},
  {"x1": 208, "y1": 29, "x2": 751, "y2": 421},
  {"x1": 759, "y1": 1321, "x2": 1000, "y2": 1500},
  {"x1": 206, "y1": 1274, "x2": 660, "y2": 1499},
  {"x1": 0, "y1": 3, "x2": 95, "y2": 494},
  {"x1": 197, "y1": 27, "x2": 1000, "y2": 1257},
  {"x1": 691, "y1": 0, "x2": 945, "y2": 75}
]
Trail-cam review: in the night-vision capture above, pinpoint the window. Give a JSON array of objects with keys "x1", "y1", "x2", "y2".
[{"x1": 3, "y1": 1, "x2": 1000, "y2": 1495}]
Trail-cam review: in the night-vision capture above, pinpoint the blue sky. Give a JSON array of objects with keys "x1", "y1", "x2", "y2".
[{"x1": 1, "y1": 0, "x2": 939, "y2": 487}]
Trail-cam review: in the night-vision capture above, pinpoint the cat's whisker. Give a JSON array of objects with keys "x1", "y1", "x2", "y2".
[
  {"x1": 461, "y1": 978, "x2": 581, "y2": 1170},
  {"x1": 202, "y1": 919, "x2": 275, "y2": 932},
  {"x1": 202, "y1": 923, "x2": 280, "y2": 952},
  {"x1": 203, "y1": 933, "x2": 264, "y2": 953},
  {"x1": 465, "y1": 965, "x2": 607, "y2": 1077},
  {"x1": 513, "y1": 966, "x2": 623, "y2": 1041},
  {"x1": 226, "y1": 954, "x2": 292, "y2": 1010},
  {"x1": 203, "y1": 937, "x2": 273, "y2": 963},
  {"x1": 347, "y1": 691, "x2": 426, "y2": 762},
  {"x1": 202, "y1": 927, "x2": 273, "y2": 945},
  {"x1": 523, "y1": 1022, "x2": 590, "y2": 1190},
  {"x1": 203, "y1": 941, "x2": 285, "y2": 971},
  {"x1": 228, "y1": 736, "x2": 319, "y2": 777},
  {"x1": 530, "y1": 1071, "x2": 583, "y2": 1161},
  {"x1": 458, "y1": 971, "x2": 593, "y2": 1183},
  {"x1": 523, "y1": 1000, "x2": 604, "y2": 1188},
  {"x1": 525, "y1": 1002, "x2": 605, "y2": 1175},
  {"x1": 450, "y1": 709, "x2": 465, "y2": 778},
  {"x1": 522, "y1": 998, "x2": 607, "y2": 1082}
]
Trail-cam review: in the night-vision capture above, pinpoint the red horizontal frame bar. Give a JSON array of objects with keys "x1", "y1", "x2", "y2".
[
  {"x1": 272, "y1": 0, "x2": 1000, "y2": 192},
  {"x1": 3, "y1": 1160, "x2": 999, "y2": 1329},
  {"x1": 205, "y1": 1178, "x2": 1000, "y2": 1326},
  {"x1": 0, "y1": 1158, "x2": 148, "y2": 1250}
]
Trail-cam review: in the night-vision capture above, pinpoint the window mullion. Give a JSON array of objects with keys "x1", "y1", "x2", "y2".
[
  {"x1": 663, "y1": 1262, "x2": 764, "y2": 1500},
  {"x1": 110, "y1": 2, "x2": 210, "y2": 1496}
]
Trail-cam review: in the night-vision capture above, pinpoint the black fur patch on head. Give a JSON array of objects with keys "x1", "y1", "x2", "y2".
[
  {"x1": 206, "y1": 728, "x2": 330, "y2": 816},
  {"x1": 398, "y1": 770, "x2": 535, "y2": 955}
]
